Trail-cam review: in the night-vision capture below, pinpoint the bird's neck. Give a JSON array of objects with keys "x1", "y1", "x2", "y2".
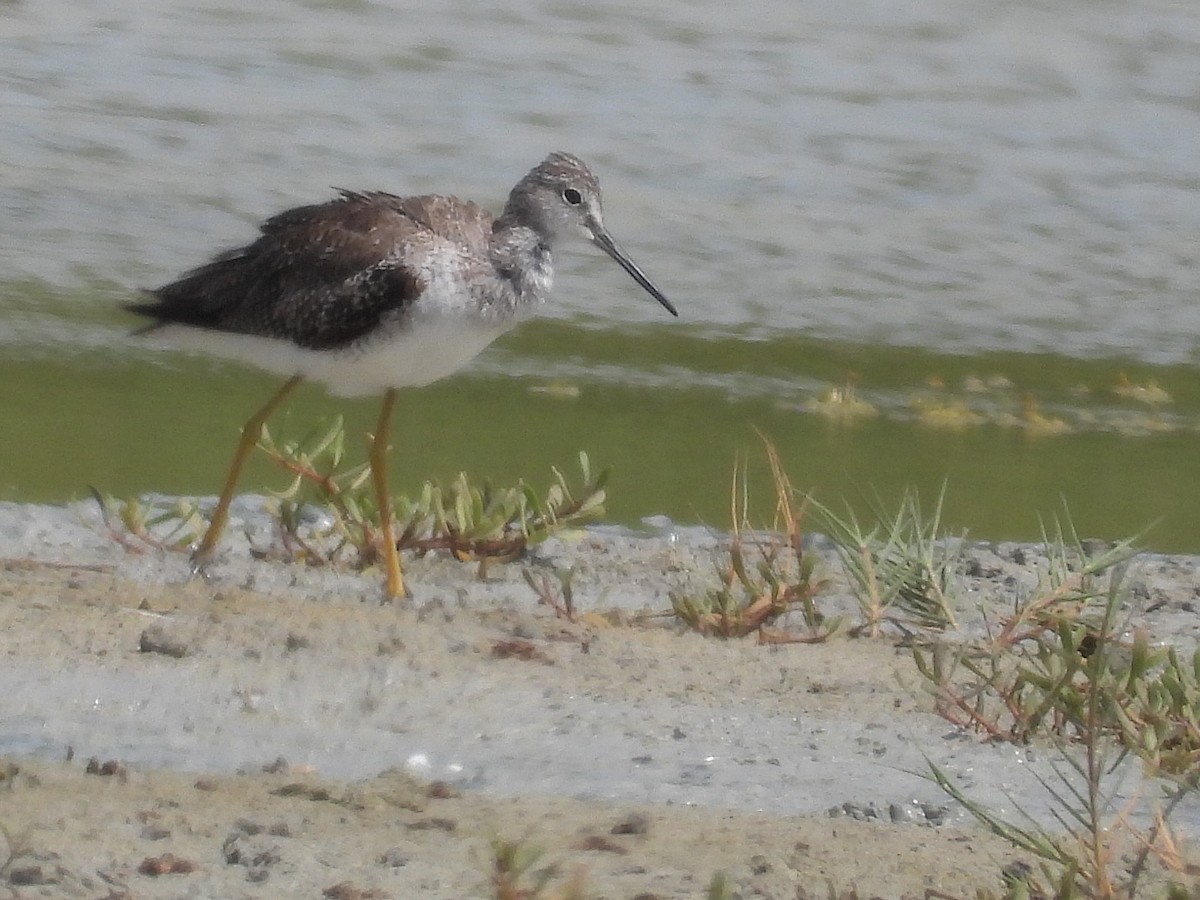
[{"x1": 489, "y1": 222, "x2": 554, "y2": 305}]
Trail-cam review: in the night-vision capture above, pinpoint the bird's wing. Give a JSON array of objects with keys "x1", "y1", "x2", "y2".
[{"x1": 130, "y1": 191, "x2": 496, "y2": 350}]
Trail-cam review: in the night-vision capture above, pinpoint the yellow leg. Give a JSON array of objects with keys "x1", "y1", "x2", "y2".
[
  {"x1": 193, "y1": 375, "x2": 303, "y2": 568},
  {"x1": 371, "y1": 388, "x2": 407, "y2": 600}
]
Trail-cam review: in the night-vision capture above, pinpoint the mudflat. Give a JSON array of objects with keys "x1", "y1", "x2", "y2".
[{"x1": 0, "y1": 501, "x2": 1197, "y2": 897}]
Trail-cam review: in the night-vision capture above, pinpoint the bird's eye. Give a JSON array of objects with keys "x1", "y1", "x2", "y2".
[{"x1": 562, "y1": 188, "x2": 583, "y2": 206}]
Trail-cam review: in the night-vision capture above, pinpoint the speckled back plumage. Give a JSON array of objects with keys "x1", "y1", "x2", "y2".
[{"x1": 130, "y1": 190, "x2": 498, "y2": 351}]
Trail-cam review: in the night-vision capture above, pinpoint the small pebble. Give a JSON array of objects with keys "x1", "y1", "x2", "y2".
[
  {"x1": 8, "y1": 866, "x2": 48, "y2": 886},
  {"x1": 378, "y1": 848, "x2": 410, "y2": 868},
  {"x1": 139, "y1": 624, "x2": 189, "y2": 658},
  {"x1": 610, "y1": 812, "x2": 650, "y2": 835}
]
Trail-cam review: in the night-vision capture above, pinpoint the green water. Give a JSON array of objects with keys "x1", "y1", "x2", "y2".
[{"x1": 3, "y1": 304, "x2": 1198, "y2": 552}]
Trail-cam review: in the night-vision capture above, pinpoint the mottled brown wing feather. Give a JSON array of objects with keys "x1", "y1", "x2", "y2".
[
  {"x1": 386, "y1": 194, "x2": 495, "y2": 257},
  {"x1": 129, "y1": 191, "x2": 495, "y2": 350}
]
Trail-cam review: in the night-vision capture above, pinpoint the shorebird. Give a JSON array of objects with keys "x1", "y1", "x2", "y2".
[{"x1": 129, "y1": 152, "x2": 678, "y2": 599}]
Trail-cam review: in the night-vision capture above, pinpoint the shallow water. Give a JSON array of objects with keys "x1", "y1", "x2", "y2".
[{"x1": 3, "y1": 0, "x2": 1200, "y2": 548}]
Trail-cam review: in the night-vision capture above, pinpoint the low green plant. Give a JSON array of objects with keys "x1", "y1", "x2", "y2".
[
  {"x1": 807, "y1": 483, "x2": 962, "y2": 635},
  {"x1": 97, "y1": 416, "x2": 608, "y2": 576},
  {"x1": 706, "y1": 871, "x2": 736, "y2": 899},
  {"x1": 908, "y1": 518, "x2": 1192, "y2": 766},
  {"x1": 670, "y1": 440, "x2": 836, "y2": 641},
  {"x1": 90, "y1": 488, "x2": 206, "y2": 553},
  {"x1": 991, "y1": 515, "x2": 1141, "y2": 650},
  {"x1": 926, "y1": 664, "x2": 1196, "y2": 898},
  {"x1": 486, "y1": 836, "x2": 586, "y2": 900},
  {"x1": 522, "y1": 567, "x2": 578, "y2": 622},
  {"x1": 482, "y1": 836, "x2": 742, "y2": 900},
  {"x1": 917, "y1": 517, "x2": 1197, "y2": 898}
]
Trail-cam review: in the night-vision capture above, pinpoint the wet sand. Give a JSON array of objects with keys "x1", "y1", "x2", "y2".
[{"x1": 0, "y1": 501, "x2": 1198, "y2": 897}]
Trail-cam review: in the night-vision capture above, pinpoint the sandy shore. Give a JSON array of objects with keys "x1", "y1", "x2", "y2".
[{"x1": 1, "y1": 500, "x2": 1198, "y2": 897}]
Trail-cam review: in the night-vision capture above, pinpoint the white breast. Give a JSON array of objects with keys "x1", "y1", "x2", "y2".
[{"x1": 150, "y1": 314, "x2": 514, "y2": 398}]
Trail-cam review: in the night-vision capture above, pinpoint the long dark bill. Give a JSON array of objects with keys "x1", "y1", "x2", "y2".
[{"x1": 591, "y1": 228, "x2": 679, "y2": 317}]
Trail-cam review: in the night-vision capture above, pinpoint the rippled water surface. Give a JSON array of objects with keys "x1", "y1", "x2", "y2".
[{"x1": 3, "y1": 0, "x2": 1200, "y2": 548}]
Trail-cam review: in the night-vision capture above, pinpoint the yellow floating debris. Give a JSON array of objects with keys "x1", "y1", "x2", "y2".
[
  {"x1": 912, "y1": 397, "x2": 984, "y2": 430},
  {"x1": 963, "y1": 374, "x2": 1014, "y2": 393},
  {"x1": 1021, "y1": 394, "x2": 1072, "y2": 437},
  {"x1": 528, "y1": 381, "x2": 582, "y2": 400},
  {"x1": 1107, "y1": 411, "x2": 1178, "y2": 436},
  {"x1": 807, "y1": 384, "x2": 878, "y2": 423},
  {"x1": 1113, "y1": 373, "x2": 1171, "y2": 405}
]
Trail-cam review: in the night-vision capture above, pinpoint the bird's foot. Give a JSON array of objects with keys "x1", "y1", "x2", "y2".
[
  {"x1": 188, "y1": 548, "x2": 216, "y2": 583},
  {"x1": 383, "y1": 570, "x2": 412, "y2": 603}
]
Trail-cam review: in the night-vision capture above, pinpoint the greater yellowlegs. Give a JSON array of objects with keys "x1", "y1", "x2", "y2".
[{"x1": 129, "y1": 152, "x2": 678, "y2": 599}]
